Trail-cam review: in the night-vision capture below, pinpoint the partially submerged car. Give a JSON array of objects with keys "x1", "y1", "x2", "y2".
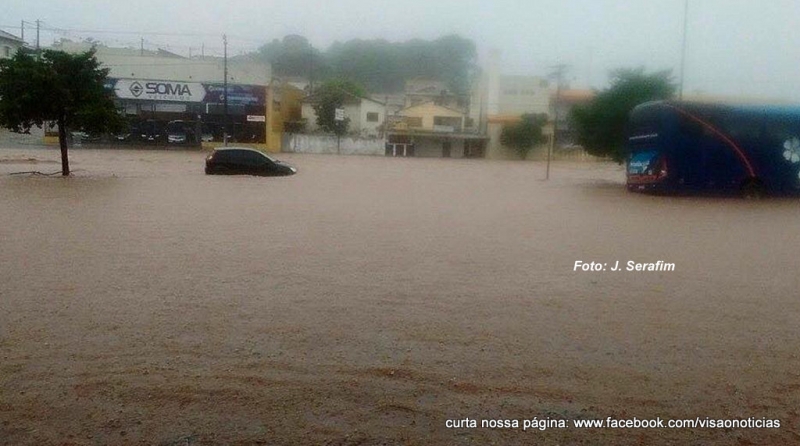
[
  {"x1": 166, "y1": 120, "x2": 191, "y2": 144},
  {"x1": 139, "y1": 120, "x2": 163, "y2": 142},
  {"x1": 205, "y1": 147, "x2": 297, "y2": 176}
]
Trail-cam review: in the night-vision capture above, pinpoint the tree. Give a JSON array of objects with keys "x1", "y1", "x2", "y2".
[
  {"x1": 252, "y1": 34, "x2": 478, "y2": 95},
  {"x1": 312, "y1": 79, "x2": 368, "y2": 153},
  {"x1": 255, "y1": 35, "x2": 329, "y2": 80},
  {"x1": 312, "y1": 79, "x2": 368, "y2": 139},
  {"x1": 326, "y1": 35, "x2": 478, "y2": 94},
  {"x1": 500, "y1": 113, "x2": 549, "y2": 159},
  {"x1": 570, "y1": 68, "x2": 675, "y2": 162},
  {"x1": 0, "y1": 49, "x2": 123, "y2": 175}
]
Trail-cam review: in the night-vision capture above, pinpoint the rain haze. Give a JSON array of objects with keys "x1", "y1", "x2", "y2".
[
  {"x1": 2, "y1": 1, "x2": 800, "y2": 445},
  {"x1": 4, "y1": 0, "x2": 800, "y2": 99}
]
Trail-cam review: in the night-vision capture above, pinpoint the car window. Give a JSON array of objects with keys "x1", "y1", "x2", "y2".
[
  {"x1": 213, "y1": 151, "x2": 232, "y2": 163},
  {"x1": 245, "y1": 151, "x2": 268, "y2": 166}
]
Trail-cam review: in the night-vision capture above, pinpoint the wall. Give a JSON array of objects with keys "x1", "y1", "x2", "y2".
[
  {"x1": 497, "y1": 75, "x2": 551, "y2": 116},
  {"x1": 359, "y1": 100, "x2": 385, "y2": 137},
  {"x1": 0, "y1": 35, "x2": 23, "y2": 60},
  {"x1": 301, "y1": 103, "x2": 319, "y2": 132},
  {"x1": 283, "y1": 133, "x2": 384, "y2": 156}
]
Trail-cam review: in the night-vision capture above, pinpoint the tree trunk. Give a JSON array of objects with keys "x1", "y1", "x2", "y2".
[{"x1": 58, "y1": 116, "x2": 70, "y2": 176}]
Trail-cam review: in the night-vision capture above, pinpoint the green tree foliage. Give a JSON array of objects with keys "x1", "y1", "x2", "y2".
[
  {"x1": 570, "y1": 68, "x2": 675, "y2": 162},
  {"x1": 326, "y1": 39, "x2": 405, "y2": 93},
  {"x1": 255, "y1": 34, "x2": 477, "y2": 95},
  {"x1": 312, "y1": 79, "x2": 368, "y2": 137},
  {"x1": 256, "y1": 34, "x2": 330, "y2": 79},
  {"x1": 500, "y1": 113, "x2": 550, "y2": 159},
  {"x1": 0, "y1": 49, "x2": 123, "y2": 175},
  {"x1": 327, "y1": 35, "x2": 477, "y2": 94}
]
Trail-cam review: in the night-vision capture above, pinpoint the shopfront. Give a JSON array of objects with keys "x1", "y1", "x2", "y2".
[{"x1": 107, "y1": 78, "x2": 267, "y2": 146}]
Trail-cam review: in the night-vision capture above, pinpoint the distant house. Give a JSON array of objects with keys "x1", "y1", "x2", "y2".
[
  {"x1": 301, "y1": 90, "x2": 386, "y2": 138},
  {"x1": 386, "y1": 101, "x2": 486, "y2": 158},
  {"x1": 0, "y1": 30, "x2": 25, "y2": 60},
  {"x1": 404, "y1": 78, "x2": 468, "y2": 112},
  {"x1": 371, "y1": 93, "x2": 405, "y2": 115}
]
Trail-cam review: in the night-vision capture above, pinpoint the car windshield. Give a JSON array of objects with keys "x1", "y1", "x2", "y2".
[{"x1": 166, "y1": 122, "x2": 185, "y2": 133}]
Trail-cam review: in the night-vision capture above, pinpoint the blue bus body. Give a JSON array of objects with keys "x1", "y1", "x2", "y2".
[{"x1": 626, "y1": 101, "x2": 800, "y2": 196}]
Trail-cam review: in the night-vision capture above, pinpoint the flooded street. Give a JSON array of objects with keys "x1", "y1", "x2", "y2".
[{"x1": 1, "y1": 147, "x2": 799, "y2": 445}]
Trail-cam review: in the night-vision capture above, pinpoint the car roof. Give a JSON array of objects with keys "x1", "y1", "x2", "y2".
[{"x1": 213, "y1": 147, "x2": 272, "y2": 157}]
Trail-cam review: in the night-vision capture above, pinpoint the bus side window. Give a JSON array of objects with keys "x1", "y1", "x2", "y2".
[{"x1": 764, "y1": 118, "x2": 800, "y2": 150}]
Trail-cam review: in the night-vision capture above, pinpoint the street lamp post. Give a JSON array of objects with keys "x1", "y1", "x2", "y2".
[
  {"x1": 547, "y1": 64, "x2": 568, "y2": 181},
  {"x1": 223, "y1": 34, "x2": 229, "y2": 146}
]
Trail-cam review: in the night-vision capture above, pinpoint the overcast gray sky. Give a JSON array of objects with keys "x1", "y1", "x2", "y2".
[{"x1": 4, "y1": 0, "x2": 800, "y2": 100}]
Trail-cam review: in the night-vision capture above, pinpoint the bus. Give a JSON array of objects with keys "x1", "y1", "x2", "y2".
[{"x1": 626, "y1": 101, "x2": 800, "y2": 197}]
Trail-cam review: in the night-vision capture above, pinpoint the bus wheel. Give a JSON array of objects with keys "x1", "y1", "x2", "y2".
[{"x1": 740, "y1": 179, "x2": 766, "y2": 200}]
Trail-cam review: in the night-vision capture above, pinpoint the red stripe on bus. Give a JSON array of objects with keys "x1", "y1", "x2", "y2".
[{"x1": 663, "y1": 103, "x2": 756, "y2": 178}]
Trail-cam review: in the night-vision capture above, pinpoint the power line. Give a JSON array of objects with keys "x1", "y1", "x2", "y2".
[{"x1": 33, "y1": 22, "x2": 264, "y2": 44}]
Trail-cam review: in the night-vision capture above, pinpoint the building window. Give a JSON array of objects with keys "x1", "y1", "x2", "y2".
[
  {"x1": 3, "y1": 46, "x2": 10, "y2": 58},
  {"x1": 366, "y1": 112, "x2": 379, "y2": 122},
  {"x1": 433, "y1": 116, "x2": 462, "y2": 131}
]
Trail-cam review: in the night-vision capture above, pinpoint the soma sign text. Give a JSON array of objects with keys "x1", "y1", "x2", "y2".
[{"x1": 114, "y1": 79, "x2": 207, "y2": 102}]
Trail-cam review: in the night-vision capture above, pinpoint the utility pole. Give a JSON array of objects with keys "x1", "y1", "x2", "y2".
[
  {"x1": 679, "y1": 0, "x2": 689, "y2": 100},
  {"x1": 35, "y1": 20, "x2": 40, "y2": 52},
  {"x1": 20, "y1": 20, "x2": 24, "y2": 43},
  {"x1": 547, "y1": 64, "x2": 569, "y2": 181},
  {"x1": 223, "y1": 34, "x2": 229, "y2": 146},
  {"x1": 308, "y1": 45, "x2": 314, "y2": 94},
  {"x1": 140, "y1": 38, "x2": 144, "y2": 56}
]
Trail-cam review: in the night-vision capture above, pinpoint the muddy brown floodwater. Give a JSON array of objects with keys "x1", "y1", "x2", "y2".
[{"x1": 1, "y1": 147, "x2": 799, "y2": 445}]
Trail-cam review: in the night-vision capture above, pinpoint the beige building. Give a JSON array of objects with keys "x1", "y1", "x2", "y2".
[
  {"x1": 387, "y1": 101, "x2": 486, "y2": 158},
  {"x1": 404, "y1": 78, "x2": 468, "y2": 112}
]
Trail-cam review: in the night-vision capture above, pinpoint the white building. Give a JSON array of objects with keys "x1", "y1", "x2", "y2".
[
  {"x1": 0, "y1": 30, "x2": 25, "y2": 59},
  {"x1": 301, "y1": 90, "x2": 386, "y2": 138}
]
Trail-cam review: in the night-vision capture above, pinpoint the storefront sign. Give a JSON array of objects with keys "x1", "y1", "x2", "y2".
[
  {"x1": 155, "y1": 103, "x2": 188, "y2": 113},
  {"x1": 113, "y1": 79, "x2": 206, "y2": 102},
  {"x1": 247, "y1": 115, "x2": 266, "y2": 122},
  {"x1": 204, "y1": 84, "x2": 266, "y2": 106}
]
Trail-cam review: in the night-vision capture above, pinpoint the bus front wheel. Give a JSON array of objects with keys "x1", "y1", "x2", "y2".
[{"x1": 740, "y1": 179, "x2": 766, "y2": 200}]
